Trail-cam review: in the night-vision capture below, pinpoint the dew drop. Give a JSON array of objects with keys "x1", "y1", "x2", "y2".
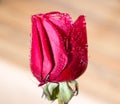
[
  {"x1": 72, "y1": 47, "x2": 75, "y2": 51},
  {"x1": 45, "y1": 74, "x2": 50, "y2": 81},
  {"x1": 80, "y1": 59, "x2": 83, "y2": 64}
]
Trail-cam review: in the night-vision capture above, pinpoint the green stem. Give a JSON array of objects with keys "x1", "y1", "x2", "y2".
[
  {"x1": 58, "y1": 98, "x2": 68, "y2": 104},
  {"x1": 58, "y1": 97, "x2": 63, "y2": 104}
]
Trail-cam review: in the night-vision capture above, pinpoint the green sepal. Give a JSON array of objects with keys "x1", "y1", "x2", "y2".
[
  {"x1": 69, "y1": 80, "x2": 78, "y2": 95},
  {"x1": 42, "y1": 80, "x2": 78, "y2": 104},
  {"x1": 58, "y1": 82, "x2": 74, "y2": 104},
  {"x1": 42, "y1": 83, "x2": 59, "y2": 101}
]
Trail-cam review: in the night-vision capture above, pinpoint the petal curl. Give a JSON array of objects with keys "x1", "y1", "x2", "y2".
[
  {"x1": 45, "y1": 12, "x2": 72, "y2": 52},
  {"x1": 35, "y1": 16, "x2": 54, "y2": 81},
  {"x1": 30, "y1": 16, "x2": 43, "y2": 82},
  {"x1": 43, "y1": 18, "x2": 68, "y2": 82},
  {"x1": 55, "y1": 16, "x2": 88, "y2": 82},
  {"x1": 45, "y1": 12, "x2": 72, "y2": 36}
]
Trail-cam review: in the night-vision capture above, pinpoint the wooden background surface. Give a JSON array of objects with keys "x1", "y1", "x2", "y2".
[{"x1": 0, "y1": 0, "x2": 120, "y2": 104}]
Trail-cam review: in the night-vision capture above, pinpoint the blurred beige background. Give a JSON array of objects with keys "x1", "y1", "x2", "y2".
[{"x1": 0, "y1": 0, "x2": 120, "y2": 104}]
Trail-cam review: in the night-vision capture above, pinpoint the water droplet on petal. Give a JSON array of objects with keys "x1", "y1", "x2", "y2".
[{"x1": 80, "y1": 59, "x2": 83, "y2": 64}]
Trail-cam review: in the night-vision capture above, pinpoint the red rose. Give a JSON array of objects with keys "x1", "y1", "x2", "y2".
[{"x1": 31, "y1": 12, "x2": 88, "y2": 86}]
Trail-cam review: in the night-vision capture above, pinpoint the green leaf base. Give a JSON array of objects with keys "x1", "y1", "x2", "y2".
[{"x1": 42, "y1": 80, "x2": 78, "y2": 104}]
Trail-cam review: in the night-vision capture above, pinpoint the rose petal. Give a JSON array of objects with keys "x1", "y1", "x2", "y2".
[
  {"x1": 45, "y1": 12, "x2": 72, "y2": 36},
  {"x1": 55, "y1": 16, "x2": 88, "y2": 82},
  {"x1": 45, "y1": 12, "x2": 72, "y2": 53},
  {"x1": 43, "y1": 18, "x2": 68, "y2": 81},
  {"x1": 34, "y1": 16, "x2": 54, "y2": 81},
  {"x1": 30, "y1": 16, "x2": 43, "y2": 82}
]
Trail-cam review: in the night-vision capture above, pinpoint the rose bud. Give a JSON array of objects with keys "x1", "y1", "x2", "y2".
[{"x1": 30, "y1": 12, "x2": 88, "y2": 86}]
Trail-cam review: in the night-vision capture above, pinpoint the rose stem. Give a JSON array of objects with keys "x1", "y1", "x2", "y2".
[
  {"x1": 58, "y1": 98, "x2": 68, "y2": 104},
  {"x1": 58, "y1": 97, "x2": 63, "y2": 104}
]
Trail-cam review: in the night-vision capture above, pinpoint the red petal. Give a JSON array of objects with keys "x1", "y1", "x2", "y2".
[
  {"x1": 35, "y1": 16, "x2": 54, "y2": 81},
  {"x1": 45, "y1": 12, "x2": 72, "y2": 36},
  {"x1": 44, "y1": 12, "x2": 72, "y2": 52},
  {"x1": 43, "y1": 18, "x2": 68, "y2": 81},
  {"x1": 30, "y1": 16, "x2": 43, "y2": 82},
  {"x1": 56, "y1": 16, "x2": 88, "y2": 82}
]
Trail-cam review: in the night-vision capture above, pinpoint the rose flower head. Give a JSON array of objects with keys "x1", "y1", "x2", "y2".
[{"x1": 30, "y1": 11, "x2": 88, "y2": 86}]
